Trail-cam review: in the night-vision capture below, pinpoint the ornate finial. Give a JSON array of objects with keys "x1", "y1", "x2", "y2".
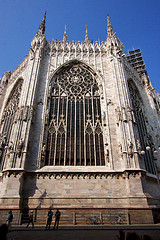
[
  {"x1": 107, "y1": 14, "x2": 114, "y2": 37},
  {"x1": 84, "y1": 25, "x2": 89, "y2": 43},
  {"x1": 63, "y1": 24, "x2": 67, "y2": 42},
  {"x1": 38, "y1": 10, "x2": 46, "y2": 35}
]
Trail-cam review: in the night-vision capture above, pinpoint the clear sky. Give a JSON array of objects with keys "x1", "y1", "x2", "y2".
[{"x1": 0, "y1": 0, "x2": 160, "y2": 93}]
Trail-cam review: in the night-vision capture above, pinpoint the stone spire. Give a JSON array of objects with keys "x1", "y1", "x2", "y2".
[
  {"x1": 84, "y1": 25, "x2": 89, "y2": 44},
  {"x1": 107, "y1": 14, "x2": 114, "y2": 37},
  {"x1": 63, "y1": 24, "x2": 67, "y2": 42},
  {"x1": 38, "y1": 10, "x2": 46, "y2": 35}
]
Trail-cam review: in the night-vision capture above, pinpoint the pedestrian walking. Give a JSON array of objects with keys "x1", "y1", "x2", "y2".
[
  {"x1": 26, "y1": 210, "x2": 34, "y2": 228},
  {"x1": 53, "y1": 209, "x2": 61, "y2": 230},
  {"x1": 7, "y1": 210, "x2": 13, "y2": 231},
  {"x1": 45, "y1": 209, "x2": 53, "y2": 230}
]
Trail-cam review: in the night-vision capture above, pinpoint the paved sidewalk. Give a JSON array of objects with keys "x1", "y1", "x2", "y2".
[{"x1": 7, "y1": 225, "x2": 160, "y2": 240}]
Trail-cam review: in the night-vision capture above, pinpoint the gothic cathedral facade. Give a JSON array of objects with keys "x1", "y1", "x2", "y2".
[{"x1": 0, "y1": 12, "x2": 160, "y2": 224}]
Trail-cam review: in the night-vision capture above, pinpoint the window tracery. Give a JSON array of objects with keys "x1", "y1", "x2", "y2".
[
  {"x1": 44, "y1": 63, "x2": 105, "y2": 166},
  {"x1": 128, "y1": 81, "x2": 156, "y2": 174},
  {"x1": 0, "y1": 80, "x2": 23, "y2": 169}
]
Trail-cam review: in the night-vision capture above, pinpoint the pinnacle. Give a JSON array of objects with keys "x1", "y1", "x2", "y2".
[
  {"x1": 84, "y1": 25, "x2": 89, "y2": 43},
  {"x1": 38, "y1": 10, "x2": 46, "y2": 35},
  {"x1": 107, "y1": 14, "x2": 114, "y2": 37},
  {"x1": 63, "y1": 24, "x2": 67, "y2": 42}
]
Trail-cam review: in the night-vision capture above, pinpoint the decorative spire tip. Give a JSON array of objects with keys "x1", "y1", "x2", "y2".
[
  {"x1": 63, "y1": 24, "x2": 67, "y2": 42},
  {"x1": 107, "y1": 14, "x2": 114, "y2": 37},
  {"x1": 38, "y1": 10, "x2": 47, "y2": 35},
  {"x1": 85, "y1": 25, "x2": 89, "y2": 43}
]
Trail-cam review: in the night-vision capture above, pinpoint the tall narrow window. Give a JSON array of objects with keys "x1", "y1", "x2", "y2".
[
  {"x1": 0, "y1": 80, "x2": 23, "y2": 170},
  {"x1": 128, "y1": 81, "x2": 156, "y2": 174},
  {"x1": 44, "y1": 63, "x2": 105, "y2": 166}
]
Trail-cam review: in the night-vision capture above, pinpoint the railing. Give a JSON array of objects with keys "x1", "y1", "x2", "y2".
[{"x1": 0, "y1": 208, "x2": 129, "y2": 226}]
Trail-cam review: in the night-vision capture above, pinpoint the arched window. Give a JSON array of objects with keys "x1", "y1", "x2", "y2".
[
  {"x1": 44, "y1": 63, "x2": 105, "y2": 166},
  {"x1": 128, "y1": 81, "x2": 156, "y2": 174},
  {"x1": 0, "y1": 80, "x2": 23, "y2": 169}
]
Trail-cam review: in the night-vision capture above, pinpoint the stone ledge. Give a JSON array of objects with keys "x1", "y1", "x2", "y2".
[{"x1": 1, "y1": 168, "x2": 146, "y2": 180}]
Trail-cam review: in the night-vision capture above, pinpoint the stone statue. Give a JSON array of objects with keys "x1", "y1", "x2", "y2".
[
  {"x1": 122, "y1": 107, "x2": 127, "y2": 122},
  {"x1": 126, "y1": 106, "x2": 132, "y2": 121},
  {"x1": 115, "y1": 107, "x2": 123, "y2": 123},
  {"x1": 14, "y1": 107, "x2": 20, "y2": 123},
  {"x1": 45, "y1": 109, "x2": 49, "y2": 125},
  {"x1": 128, "y1": 139, "x2": 133, "y2": 157},
  {"x1": 0, "y1": 135, "x2": 7, "y2": 158},
  {"x1": 6, "y1": 141, "x2": 14, "y2": 158},
  {"x1": 105, "y1": 148, "x2": 109, "y2": 163},
  {"x1": 41, "y1": 144, "x2": 46, "y2": 162},
  {"x1": 29, "y1": 106, "x2": 34, "y2": 122},
  {"x1": 16, "y1": 138, "x2": 24, "y2": 157},
  {"x1": 23, "y1": 106, "x2": 29, "y2": 121},
  {"x1": 102, "y1": 111, "x2": 106, "y2": 125}
]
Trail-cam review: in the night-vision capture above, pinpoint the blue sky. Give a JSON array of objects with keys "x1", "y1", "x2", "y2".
[{"x1": 0, "y1": 0, "x2": 160, "y2": 93}]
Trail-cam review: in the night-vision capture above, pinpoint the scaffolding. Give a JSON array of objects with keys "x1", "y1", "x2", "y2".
[{"x1": 127, "y1": 49, "x2": 147, "y2": 75}]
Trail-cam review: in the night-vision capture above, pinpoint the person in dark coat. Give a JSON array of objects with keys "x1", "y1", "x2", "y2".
[
  {"x1": 7, "y1": 211, "x2": 13, "y2": 230},
  {"x1": 26, "y1": 210, "x2": 34, "y2": 228},
  {"x1": 53, "y1": 209, "x2": 61, "y2": 230},
  {"x1": 45, "y1": 209, "x2": 53, "y2": 230}
]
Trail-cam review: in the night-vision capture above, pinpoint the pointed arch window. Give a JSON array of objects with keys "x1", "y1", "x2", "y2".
[
  {"x1": 128, "y1": 81, "x2": 156, "y2": 174},
  {"x1": 44, "y1": 63, "x2": 105, "y2": 166},
  {"x1": 0, "y1": 80, "x2": 23, "y2": 169}
]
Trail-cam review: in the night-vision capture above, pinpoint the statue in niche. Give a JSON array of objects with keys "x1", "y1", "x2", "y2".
[
  {"x1": 105, "y1": 148, "x2": 109, "y2": 163},
  {"x1": 48, "y1": 84, "x2": 52, "y2": 96},
  {"x1": 14, "y1": 107, "x2": 20, "y2": 123},
  {"x1": 122, "y1": 107, "x2": 127, "y2": 122},
  {"x1": 45, "y1": 109, "x2": 49, "y2": 125},
  {"x1": 6, "y1": 141, "x2": 14, "y2": 158},
  {"x1": 0, "y1": 135, "x2": 7, "y2": 158},
  {"x1": 102, "y1": 111, "x2": 106, "y2": 125},
  {"x1": 41, "y1": 144, "x2": 46, "y2": 162},
  {"x1": 16, "y1": 138, "x2": 24, "y2": 158},
  {"x1": 29, "y1": 106, "x2": 34, "y2": 122},
  {"x1": 128, "y1": 139, "x2": 133, "y2": 157},
  {"x1": 115, "y1": 107, "x2": 123, "y2": 124},
  {"x1": 126, "y1": 106, "x2": 132, "y2": 121},
  {"x1": 23, "y1": 106, "x2": 29, "y2": 121}
]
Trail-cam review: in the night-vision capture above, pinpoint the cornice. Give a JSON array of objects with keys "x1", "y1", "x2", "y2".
[{"x1": 1, "y1": 169, "x2": 146, "y2": 180}]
